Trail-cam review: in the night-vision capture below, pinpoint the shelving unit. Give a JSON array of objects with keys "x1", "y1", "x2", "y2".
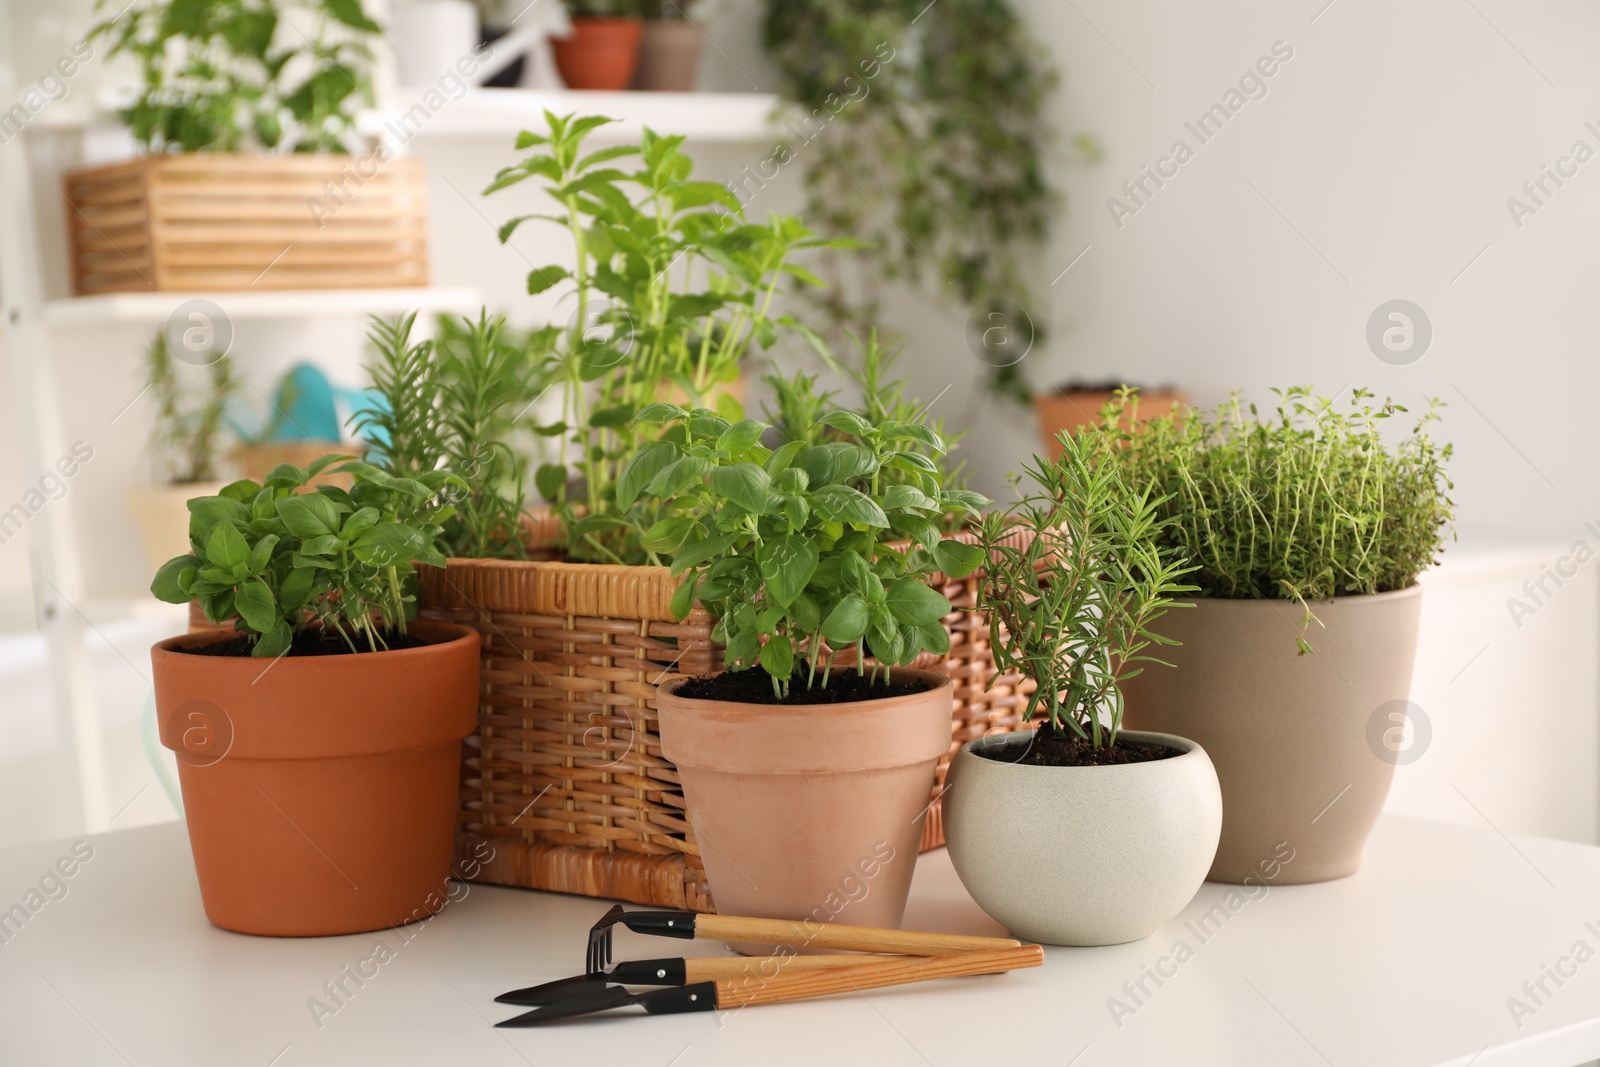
[{"x1": 44, "y1": 287, "x2": 480, "y2": 326}]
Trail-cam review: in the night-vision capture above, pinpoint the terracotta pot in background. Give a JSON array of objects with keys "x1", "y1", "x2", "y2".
[
  {"x1": 127, "y1": 482, "x2": 225, "y2": 574},
  {"x1": 232, "y1": 441, "x2": 355, "y2": 488},
  {"x1": 152, "y1": 621, "x2": 480, "y2": 936},
  {"x1": 1120, "y1": 587, "x2": 1423, "y2": 884},
  {"x1": 552, "y1": 17, "x2": 644, "y2": 91},
  {"x1": 657, "y1": 669, "x2": 952, "y2": 950},
  {"x1": 632, "y1": 19, "x2": 703, "y2": 91},
  {"x1": 944, "y1": 730, "x2": 1221, "y2": 946},
  {"x1": 1033, "y1": 388, "x2": 1186, "y2": 460}
]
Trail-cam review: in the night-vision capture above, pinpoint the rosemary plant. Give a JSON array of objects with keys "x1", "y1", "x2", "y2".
[{"x1": 143, "y1": 329, "x2": 240, "y2": 485}]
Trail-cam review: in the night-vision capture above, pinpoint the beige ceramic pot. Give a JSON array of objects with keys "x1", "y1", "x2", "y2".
[
  {"x1": 944, "y1": 729, "x2": 1221, "y2": 946},
  {"x1": 632, "y1": 19, "x2": 703, "y2": 91},
  {"x1": 1120, "y1": 587, "x2": 1423, "y2": 884},
  {"x1": 127, "y1": 482, "x2": 226, "y2": 573},
  {"x1": 657, "y1": 669, "x2": 951, "y2": 949}
]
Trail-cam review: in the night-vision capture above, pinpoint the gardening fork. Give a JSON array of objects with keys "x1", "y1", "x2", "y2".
[
  {"x1": 496, "y1": 945, "x2": 1045, "y2": 1026},
  {"x1": 586, "y1": 904, "x2": 1022, "y2": 974}
]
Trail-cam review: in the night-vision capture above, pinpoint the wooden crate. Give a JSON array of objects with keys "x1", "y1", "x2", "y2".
[{"x1": 62, "y1": 155, "x2": 429, "y2": 294}]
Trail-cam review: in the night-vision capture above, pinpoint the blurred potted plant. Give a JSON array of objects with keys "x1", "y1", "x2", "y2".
[
  {"x1": 626, "y1": 392, "x2": 989, "y2": 933},
  {"x1": 1114, "y1": 388, "x2": 1454, "y2": 884},
  {"x1": 148, "y1": 458, "x2": 478, "y2": 936},
  {"x1": 552, "y1": 0, "x2": 645, "y2": 89},
  {"x1": 1033, "y1": 378, "x2": 1186, "y2": 459},
  {"x1": 632, "y1": 0, "x2": 702, "y2": 91},
  {"x1": 76, "y1": 0, "x2": 427, "y2": 294},
  {"x1": 127, "y1": 330, "x2": 240, "y2": 574},
  {"x1": 231, "y1": 363, "x2": 360, "y2": 486},
  {"x1": 943, "y1": 427, "x2": 1217, "y2": 946}
]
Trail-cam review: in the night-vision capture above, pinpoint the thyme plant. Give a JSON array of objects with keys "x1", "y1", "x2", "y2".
[
  {"x1": 1096, "y1": 387, "x2": 1455, "y2": 649},
  {"x1": 143, "y1": 329, "x2": 240, "y2": 485},
  {"x1": 979, "y1": 430, "x2": 1195, "y2": 750}
]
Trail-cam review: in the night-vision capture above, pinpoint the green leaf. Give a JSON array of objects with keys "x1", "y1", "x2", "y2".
[
  {"x1": 669, "y1": 531, "x2": 738, "y2": 576},
  {"x1": 801, "y1": 442, "x2": 876, "y2": 487},
  {"x1": 764, "y1": 440, "x2": 805, "y2": 475},
  {"x1": 717, "y1": 419, "x2": 767, "y2": 455},
  {"x1": 810, "y1": 485, "x2": 889, "y2": 528},
  {"x1": 351, "y1": 522, "x2": 422, "y2": 566},
  {"x1": 535, "y1": 463, "x2": 568, "y2": 502},
  {"x1": 818, "y1": 410, "x2": 873, "y2": 437},
  {"x1": 280, "y1": 567, "x2": 317, "y2": 610},
  {"x1": 668, "y1": 572, "x2": 700, "y2": 621},
  {"x1": 633, "y1": 402, "x2": 688, "y2": 424},
  {"x1": 791, "y1": 592, "x2": 822, "y2": 634},
  {"x1": 249, "y1": 534, "x2": 279, "y2": 571},
  {"x1": 885, "y1": 578, "x2": 951, "y2": 626},
  {"x1": 321, "y1": 0, "x2": 381, "y2": 34},
  {"x1": 710, "y1": 463, "x2": 771, "y2": 514},
  {"x1": 646, "y1": 455, "x2": 714, "y2": 500},
  {"x1": 276, "y1": 493, "x2": 341, "y2": 538},
  {"x1": 896, "y1": 514, "x2": 942, "y2": 552},
  {"x1": 300, "y1": 534, "x2": 342, "y2": 556},
  {"x1": 821, "y1": 594, "x2": 870, "y2": 644},
  {"x1": 759, "y1": 637, "x2": 795, "y2": 681},
  {"x1": 880, "y1": 423, "x2": 945, "y2": 450},
  {"x1": 943, "y1": 489, "x2": 994, "y2": 514},
  {"x1": 150, "y1": 555, "x2": 198, "y2": 604},
  {"x1": 233, "y1": 579, "x2": 278, "y2": 634},
  {"x1": 526, "y1": 265, "x2": 571, "y2": 294},
  {"x1": 204, "y1": 521, "x2": 250, "y2": 570},
  {"x1": 882, "y1": 485, "x2": 940, "y2": 513},
  {"x1": 254, "y1": 619, "x2": 292, "y2": 659},
  {"x1": 643, "y1": 516, "x2": 698, "y2": 554},
  {"x1": 341, "y1": 507, "x2": 380, "y2": 541},
  {"x1": 933, "y1": 539, "x2": 985, "y2": 578},
  {"x1": 869, "y1": 611, "x2": 907, "y2": 664},
  {"x1": 617, "y1": 441, "x2": 683, "y2": 510},
  {"x1": 589, "y1": 404, "x2": 635, "y2": 428},
  {"x1": 759, "y1": 535, "x2": 818, "y2": 607}
]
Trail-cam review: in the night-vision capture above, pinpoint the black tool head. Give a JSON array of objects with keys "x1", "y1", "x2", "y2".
[
  {"x1": 495, "y1": 982, "x2": 717, "y2": 1028},
  {"x1": 494, "y1": 972, "x2": 599, "y2": 1006},
  {"x1": 498, "y1": 958, "x2": 689, "y2": 1006},
  {"x1": 587, "y1": 904, "x2": 627, "y2": 975}
]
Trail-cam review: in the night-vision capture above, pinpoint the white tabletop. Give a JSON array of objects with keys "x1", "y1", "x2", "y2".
[{"x1": 1, "y1": 815, "x2": 1598, "y2": 1067}]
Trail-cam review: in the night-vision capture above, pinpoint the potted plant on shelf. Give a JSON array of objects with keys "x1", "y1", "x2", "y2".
[
  {"x1": 1033, "y1": 378, "x2": 1186, "y2": 459},
  {"x1": 632, "y1": 0, "x2": 703, "y2": 91},
  {"x1": 128, "y1": 330, "x2": 240, "y2": 575},
  {"x1": 943, "y1": 428, "x2": 1219, "y2": 947},
  {"x1": 77, "y1": 0, "x2": 427, "y2": 294},
  {"x1": 147, "y1": 457, "x2": 479, "y2": 936},
  {"x1": 551, "y1": 0, "x2": 645, "y2": 90},
  {"x1": 1113, "y1": 387, "x2": 1454, "y2": 884},
  {"x1": 623, "y1": 393, "x2": 990, "y2": 933}
]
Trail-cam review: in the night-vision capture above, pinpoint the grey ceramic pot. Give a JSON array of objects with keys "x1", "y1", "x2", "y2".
[
  {"x1": 943, "y1": 730, "x2": 1222, "y2": 947},
  {"x1": 1120, "y1": 587, "x2": 1423, "y2": 885},
  {"x1": 632, "y1": 19, "x2": 703, "y2": 91}
]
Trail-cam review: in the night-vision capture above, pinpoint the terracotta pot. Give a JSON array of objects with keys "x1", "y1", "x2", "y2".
[
  {"x1": 552, "y1": 17, "x2": 644, "y2": 91},
  {"x1": 658, "y1": 669, "x2": 952, "y2": 949},
  {"x1": 152, "y1": 621, "x2": 480, "y2": 935},
  {"x1": 1120, "y1": 587, "x2": 1423, "y2": 884},
  {"x1": 1033, "y1": 388, "x2": 1186, "y2": 460},
  {"x1": 127, "y1": 482, "x2": 226, "y2": 574},
  {"x1": 631, "y1": 19, "x2": 703, "y2": 91},
  {"x1": 944, "y1": 730, "x2": 1221, "y2": 946}
]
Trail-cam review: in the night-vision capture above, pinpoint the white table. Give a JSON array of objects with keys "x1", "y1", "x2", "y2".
[{"x1": 1, "y1": 816, "x2": 1598, "y2": 1067}]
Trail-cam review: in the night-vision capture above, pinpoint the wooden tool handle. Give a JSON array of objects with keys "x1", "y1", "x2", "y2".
[
  {"x1": 713, "y1": 946, "x2": 1045, "y2": 1008},
  {"x1": 683, "y1": 955, "x2": 897, "y2": 982},
  {"x1": 695, "y1": 915, "x2": 1021, "y2": 955}
]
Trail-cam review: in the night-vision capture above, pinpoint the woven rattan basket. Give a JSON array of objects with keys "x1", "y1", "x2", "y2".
[{"x1": 419, "y1": 523, "x2": 1036, "y2": 911}]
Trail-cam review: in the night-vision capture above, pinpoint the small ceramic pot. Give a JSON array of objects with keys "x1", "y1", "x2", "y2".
[
  {"x1": 657, "y1": 669, "x2": 952, "y2": 950},
  {"x1": 127, "y1": 482, "x2": 226, "y2": 573},
  {"x1": 943, "y1": 730, "x2": 1222, "y2": 946},
  {"x1": 152, "y1": 621, "x2": 479, "y2": 936},
  {"x1": 551, "y1": 16, "x2": 644, "y2": 91},
  {"x1": 1120, "y1": 588, "x2": 1423, "y2": 884},
  {"x1": 632, "y1": 19, "x2": 703, "y2": 91}
]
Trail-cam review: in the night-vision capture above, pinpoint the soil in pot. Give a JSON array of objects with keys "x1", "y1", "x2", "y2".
[
  {"x1": 979, "y1": 730, "x2": 1181, "y2": 767},
  {"x1": 672, "y1": 666, "x2": 932, "y2": 705},
  {"x1": 178, "y1": 629, "x2": 426, "y2": 657}
]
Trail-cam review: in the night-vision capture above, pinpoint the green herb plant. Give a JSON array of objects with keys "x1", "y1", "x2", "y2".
[
  {"x1": 617, "y1": 396, "x2": 991, "y2": 699},
  {"x1": 1094, "y1": 386, "x2": 1455, "y2": 651},
  {"x1": 143, "y1": 329, "x2": 241, "y2": 484},
  {"x1": 90, "y1": 0, "x2": 382, "y2": 153},
  {"x1": 354, "y1": 312, "x2": 549, "y2": 560},
  {"x1": 151, "y1": 457, "x2": 462, "y2": 656},
  {"x1": 978, "y1": 430, "x2": 1195, "y2": 750},
  {"x1": 484, "y1": 111, "x2": 850, "y2": 563}
]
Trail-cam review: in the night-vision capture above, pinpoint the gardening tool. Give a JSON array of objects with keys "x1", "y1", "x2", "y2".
[
  {"x1": 586, "y1": 904, "x2": 1023, "y2": 974},
  {"x1": 496, "y1": 946, "x2": 1045, "y2": 1026},
  {"x1": 496, "y1": 954, "x2": 893, "y2": 1006}
]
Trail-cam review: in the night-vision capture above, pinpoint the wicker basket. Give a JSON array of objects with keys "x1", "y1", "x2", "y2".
[
  {"x1": 419, "y1": 526, "x2": 1036, "y2": 911},
  {"x1": 61, "y1": 155, "x2": 428, "y2": 294}
]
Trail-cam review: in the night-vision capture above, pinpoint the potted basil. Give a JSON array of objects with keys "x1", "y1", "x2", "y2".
[
  {"x1": 1112, "y1": 388, "x2": 1454, "y2": 884},
  {"x1": 943, "y1": 427, "x2": 1220, "y2": 946},
  {"x1": 620, "y1": 393, "x2": 990, "y2": 934},
  {"x1": 148, "y1": 458, "x2": 479, "y2": 936}
]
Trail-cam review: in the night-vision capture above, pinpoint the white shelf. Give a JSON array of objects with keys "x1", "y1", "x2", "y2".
[
  {"x1": 359, "y1": 88, "x2": 779, "y2": 143},
  {"x1": 43, "y1": 286, "x2": 482, "y2": 326}
]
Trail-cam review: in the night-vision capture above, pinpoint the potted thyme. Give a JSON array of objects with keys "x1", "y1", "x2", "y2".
[
  {"x1": 1111, "y1": 387, "x2": 1454, "y2": 884},
  {"x1": 623, "y1": 391, "x2": 990, "y2": 930},
  {"x1": 551, "y1": 1, "x2": 645, "y2": 90},
  {"x1": 942, "y1": 427, "x2": 1218, "y2": 946},
  {"x1": 148, "y1": 458, "x2": 479, "y2": 936}
]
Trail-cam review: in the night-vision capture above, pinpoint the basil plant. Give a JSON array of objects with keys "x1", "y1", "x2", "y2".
[
  {"x1": 151, "y1": 457, "x2": 462, "y2": 657},
  {"x1": 617, "y1": 403, "x2": 991, "y2": 698}
]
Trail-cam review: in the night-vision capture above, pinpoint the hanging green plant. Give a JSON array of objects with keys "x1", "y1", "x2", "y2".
[{"x1": 761, "y1": 0, "x2": 1074, "y2": 405}]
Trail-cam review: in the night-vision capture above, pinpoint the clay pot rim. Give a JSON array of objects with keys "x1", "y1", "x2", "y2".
[
  {"x1": 561, "y1": 15, "x2": 643, "y2": 32},
  {"x1": 152, "y1": 618, "x2": 478, "y2": 669},
  {"x1": 1174, "y1": 584, "x2": 1422, "y2": 608},
  {"x1": 959, "y1": 728, "x2": 1210, "y2": 778},
  {"x1": 658, "y1": 665, "x2": 952, "y2": 717}
]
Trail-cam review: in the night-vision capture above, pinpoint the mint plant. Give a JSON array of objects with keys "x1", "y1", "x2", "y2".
[
  {"x1": 151, "y1": 457, "x2": 462, "y2": 656},
  {"x1": 617, "y1": 399, "x2": 990, "y2": 698},
  {"x1": 978, "y1": 430, "x2": 1195, "y2": 750}
]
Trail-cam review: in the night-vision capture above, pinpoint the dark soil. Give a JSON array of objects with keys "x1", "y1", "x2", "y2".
[
  {"x1": 180, "y1": 629, "x2": 427, "y2": 658},
  {"x1": 978, "y1": 730, "x2": 1182, "y2": 767},
  {"x1": 674, "y1": 667, "x2": 932, "y2": 706},
  {"x1": 1049, "y1": 378, "x2": 1172, "y2": 396}
]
